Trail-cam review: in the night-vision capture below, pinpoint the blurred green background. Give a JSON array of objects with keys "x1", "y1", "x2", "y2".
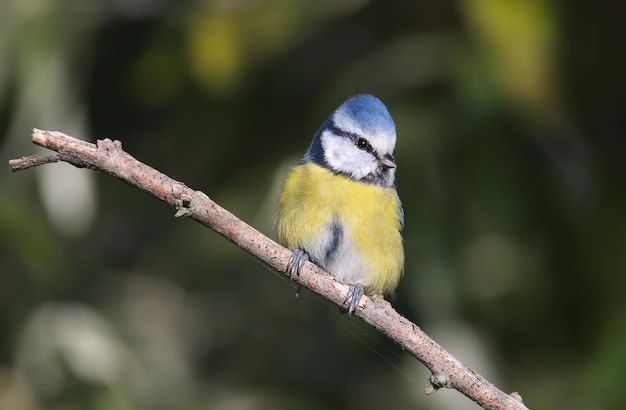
[{"x1": 2, "y1": 0, "x2": 626, "y2": 409}]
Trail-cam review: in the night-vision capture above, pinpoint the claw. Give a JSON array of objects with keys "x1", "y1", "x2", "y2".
[
  {"x1": 286, "y1": 248, "x2": 309, "y2": 280},
  {"x1": 345, "y1": 284, "x2": 365, "y2": 317}
]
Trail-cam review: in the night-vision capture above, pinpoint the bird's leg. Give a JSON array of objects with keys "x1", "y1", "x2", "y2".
[
  {"x1": 345, "y1": 283, "x2": 365, "y2": 317},
  {"x1": 286, "y1": 248, "x2": 309, "y2": 280}
]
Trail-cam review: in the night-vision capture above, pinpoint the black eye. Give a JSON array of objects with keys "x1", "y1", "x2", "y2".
[{"x1": 356, "y1": 138, "x2": 371, "y2": 151}]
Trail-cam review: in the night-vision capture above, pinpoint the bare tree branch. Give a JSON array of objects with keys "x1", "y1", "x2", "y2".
[
  {"x1": 9, "y1": 153, "x2": 61, "y2": 170},
  {"x1": 9, "y1": 129, "x2": 529, "y2": 410}
]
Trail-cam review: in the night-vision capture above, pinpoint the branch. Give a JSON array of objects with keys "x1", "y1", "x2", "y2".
[{"x1": 9, "y1": 129, "x2": 529, "y2": 410}]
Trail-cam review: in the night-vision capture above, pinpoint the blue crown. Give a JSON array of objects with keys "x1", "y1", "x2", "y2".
[{"x1": 335, "y1": 94, "x2": 395, "y2": 135}]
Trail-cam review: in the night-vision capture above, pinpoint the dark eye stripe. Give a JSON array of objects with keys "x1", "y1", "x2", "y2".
[{"x1": 327, "y1": 121, "x2": 374, "y2": 154}]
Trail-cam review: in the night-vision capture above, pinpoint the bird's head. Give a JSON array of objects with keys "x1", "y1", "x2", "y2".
[{"x1": 304, "y1": 94, "x2": 397, "y2": 187}]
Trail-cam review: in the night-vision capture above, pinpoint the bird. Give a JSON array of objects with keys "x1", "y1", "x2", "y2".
[{"x1": 276, "y1": 94, "x2": 404, "y2": 315}]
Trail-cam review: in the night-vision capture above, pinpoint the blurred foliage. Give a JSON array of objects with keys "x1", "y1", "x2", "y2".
[{"x1": 1, "y1": 0, "x2": 626, "y2": 409}]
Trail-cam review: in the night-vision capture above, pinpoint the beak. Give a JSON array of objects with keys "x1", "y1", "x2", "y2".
[{"x1": 379, "y1": 153, "x2": 396, "y2": 169}]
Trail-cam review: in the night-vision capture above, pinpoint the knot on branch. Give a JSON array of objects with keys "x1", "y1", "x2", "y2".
[
  {"x1": 97, "y1": 138, "x2": 123, "y2": 151},
  {"x1": 174, "y1": 194, "x2": 193, "y2": 217},
  {"x1": 510, "y1": 391, "x2": 524, "y2": 403},
  {"x1": 425, "y1": 372, "x2": 451, "y2": 395}
]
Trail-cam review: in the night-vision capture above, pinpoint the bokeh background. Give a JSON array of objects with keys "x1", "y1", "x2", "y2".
[{"x1": 2, "y1": 0, "x2": 626, "y2": 409}]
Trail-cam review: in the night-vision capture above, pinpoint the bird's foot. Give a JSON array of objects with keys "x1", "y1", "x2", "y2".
[
  {"x1": 286, "y1": 248, "x2": 309, "y2": 280},
  {"x1": 345, "y1": 283, "x2": 365, "y2": 317}
]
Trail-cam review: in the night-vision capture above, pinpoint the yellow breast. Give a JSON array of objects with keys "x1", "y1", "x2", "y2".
[{"x1": 277, "y1": 163, "x2": 404, "y2": 295}]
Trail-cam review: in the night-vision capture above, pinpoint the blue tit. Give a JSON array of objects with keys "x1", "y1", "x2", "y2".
[{"x1": 276, "y1": 94, "x2": 404, "y2": 315}]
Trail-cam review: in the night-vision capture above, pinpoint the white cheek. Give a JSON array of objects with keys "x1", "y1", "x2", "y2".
[{"x1": 321, "y1": 132, "x2": 377, "y2": 178}]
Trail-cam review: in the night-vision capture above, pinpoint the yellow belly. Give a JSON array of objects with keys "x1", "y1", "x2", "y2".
[{"x1": 277, "y1": 163, "x2": 404, "y2": 295}]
